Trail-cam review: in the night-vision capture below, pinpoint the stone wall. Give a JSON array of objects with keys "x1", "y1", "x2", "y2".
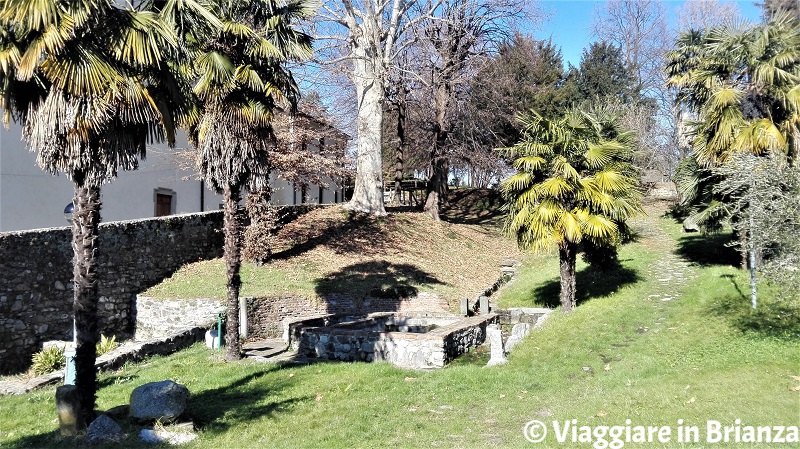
[
  {"x1": 294, "y1": 313, "x2": 497, "y2": 369},
  {"x1": 134, "y1": 296, "x2": 224, "y2": 341},
  {"x1": 0, "y1": 211, "x2": 223, "y2": 374},
  {"x1": 245, "y1": 292, "x2": 451, "y2": 340}
]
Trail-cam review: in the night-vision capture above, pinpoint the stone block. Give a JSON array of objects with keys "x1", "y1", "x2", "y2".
[
  {"x1": 56, "y1": 385, "x2": 83, "y2": 436},
  {"x1": 479, "y1": 296, "x2": 489, "y2": 315},
  {"x1": 486, "y1": 324, "x2": 507, "y2": 367}
]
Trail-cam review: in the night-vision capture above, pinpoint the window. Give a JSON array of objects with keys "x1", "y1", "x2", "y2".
[{"x1": 154, "y1": 188, "x2": 176, "y2": 216}]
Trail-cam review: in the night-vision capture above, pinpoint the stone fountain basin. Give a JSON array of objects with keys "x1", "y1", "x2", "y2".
[{"x1": 288, "y1": 312, "x2": 498, "y2": 369}]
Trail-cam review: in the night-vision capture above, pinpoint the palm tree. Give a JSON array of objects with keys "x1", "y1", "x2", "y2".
[
  {"x1": 188, "y1": 0, "x2": 314, "y2": 361},
  {"x1": 0, "y1": 0, "x2": 214, "y2": 426},
  {"x1": 665, "y1": 14, "x2": 800, "y2": 229},
  {"x1": 501, "y1": 107, "x2": 642, "y2": 313}
]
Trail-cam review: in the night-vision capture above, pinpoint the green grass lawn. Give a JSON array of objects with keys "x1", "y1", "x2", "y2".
[{"x1": 1, "y1": 206, "x2": 798, "y2": 448}]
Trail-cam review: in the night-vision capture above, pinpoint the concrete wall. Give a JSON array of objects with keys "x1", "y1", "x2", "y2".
[{"x1": 0, "y1": 211, "x2": 223, "y2": 374}]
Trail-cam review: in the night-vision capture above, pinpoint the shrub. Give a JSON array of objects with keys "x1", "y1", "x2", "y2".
[
  {"x1": 96, "y1": 334, "x2": 118, "y2": 356},
  {"x1": 31, "y1": 346, "x2": 65, "y2": 375}
]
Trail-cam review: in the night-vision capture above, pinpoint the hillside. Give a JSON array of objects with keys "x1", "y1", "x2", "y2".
[{"x1": 145, "y1": 189, "x2": 521, "y2": 309}]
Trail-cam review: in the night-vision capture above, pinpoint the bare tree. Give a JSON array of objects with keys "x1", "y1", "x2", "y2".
[
  {"x1": 676, "y1": 0, "x2": 742, "y2": 30},
  {"x1": 409, "y1": 0, "x2": 533, "y2": 220},
  {"x1": 592, "y1": 0, "x2": 685, "y2": 179},
  {"x1": 449, "y1": 34, "x2": 565, "y2": 189},
  {"x1": 313, "y1": 0, "x2": 441, "y2": 215},
  {"x1": 592, "y1": 0, "x2": 669, "y2": 99}
]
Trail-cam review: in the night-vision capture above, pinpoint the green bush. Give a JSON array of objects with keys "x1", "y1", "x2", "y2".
[
  {"x1": 31, "y1": 346, "x2": 65, "y2": 376},
  {"x1": 96, "y1": 334, "x2": 118, "y2": 356}
]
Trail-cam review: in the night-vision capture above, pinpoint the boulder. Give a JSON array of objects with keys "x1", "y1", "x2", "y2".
[
  {"x1": 105, "y1": 404, "x2": 130, "y2": 420},
  {"x1": 682, "y1": 217, "x2": 700, "y2": 232},
  {"x1": 129, "y1": 380, "x2": 189, "y2": 422},
  {"x1": 85, "y1": 414, "x2": 125, "y2": 444}
]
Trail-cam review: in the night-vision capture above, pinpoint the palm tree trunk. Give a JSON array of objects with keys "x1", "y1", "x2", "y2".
[
  {"x1": 223, "y1": 184, "x2": 243, "y2": 361},
  {"x1": 559, "y1": 242, "x2": 578, "y2": 313},
  {"x1": 71, "y1": 182, "x2": 101, "y2": 427}
]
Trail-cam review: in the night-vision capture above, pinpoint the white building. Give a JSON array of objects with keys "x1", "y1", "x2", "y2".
[{"x1": 0, "y1": 121, "x2": 347, "y2": 232}]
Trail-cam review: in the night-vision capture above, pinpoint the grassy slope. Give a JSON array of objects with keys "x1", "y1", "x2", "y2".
[
  {"x1": 1, "y1": 202, "x2": 798, "y2": 448},
  {"x1": 144, "y1": 196, "x2": 521, "y2": 310}
]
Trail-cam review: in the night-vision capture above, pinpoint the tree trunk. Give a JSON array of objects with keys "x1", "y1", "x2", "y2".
[
  {"x1": 424, "y1": 153, "x2": 449, "y2": 220},
  {"x1": 424, "y1": 83, "x2": 451, "y2": 220},
  {"x1": 394, "y1": 87, "x2": 407, "y2": 202},
  {"x1": 559, "y1": 242, "x2": 578, "y2": 313},
  {"x1": 345, "y1": 46, "x2": 387, "y2": 216},
  {"x1": 71, "y1": 182, "x2": 101, "y2": 427},
  {"x1": 223, "y1": 184, "x2": 243, "y2": 361}
]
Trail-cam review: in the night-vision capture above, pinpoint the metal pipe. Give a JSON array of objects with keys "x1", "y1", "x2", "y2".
[{"x1": 217, "y1": 313, "x2": 222, "y2": 349}]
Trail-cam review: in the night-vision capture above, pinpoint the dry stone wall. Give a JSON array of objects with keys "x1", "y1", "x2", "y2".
[
  {"x1": 0, "y1": 211, "x2": 223, "y2": 374},
  {"x1": 134, "y1": 296, "x2": 224, "y2": 341},
  {"x1": 245, "y1": 292, "x2": 451, "y2": 340}
]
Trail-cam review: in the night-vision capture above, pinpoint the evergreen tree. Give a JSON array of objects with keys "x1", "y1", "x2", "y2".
[
  {"x1": 566, "y1": 41, "x2": 637, "y2": 105},
  {"x1": 466, "y1": 34, "x2": 568, "y2": 146}
]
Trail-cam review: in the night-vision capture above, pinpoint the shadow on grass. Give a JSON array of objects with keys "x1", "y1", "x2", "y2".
[
  {"x1": 315, "y1": 261, "x2": 446, "y2": 302},
  {"x1": 97, "y1": 373, "x2": 140, "y2": 389},
  {"x1": 676, "y1": 232, "x2": 741, "y2": 267},
  {"x1": 531, "y1": 262, "x2": 642, "y2": 308},
  {"x1": 707, "y1": 276, "x2": 800, "y2": 339},
  {"x1": 5, "y1": 369, "x2": 305, "y2": 448},
  {"x1": 189, "y1": 368, "x2": 309, "y2": 435}
]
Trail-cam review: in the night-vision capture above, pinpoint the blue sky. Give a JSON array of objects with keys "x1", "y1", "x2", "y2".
[{"x1": 530, "y1": 0, "x2": 763, "y2": 67}]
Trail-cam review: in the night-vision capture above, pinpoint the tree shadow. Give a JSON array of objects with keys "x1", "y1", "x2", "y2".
[
  {"x1": 705, "y1": 281, "x2": 800, "y2": 339},
  {"x1": 3, "y1": 368, "x2": 304, "y2": 448},
  {"x1": 315, "y1": 261, "x2": 446, "y2": 302},
  {"x1": 440, "y1": 188, "x2": 506, "y2": 228},
  {"x1": 675, "y1": 232, "x2": 741, "y2": 267},
  {"x1": 720, "y1": 274, "x2": 747, "y2": 300},
  {"x1": 531, "y1": 262, "x2": 642, "y2": 308},
  {"x1": 188, "y1": 368, "x2": 309, "y2": 435},
  {"x1": 269, "y1": 211, "x2": 400, "y2": 260}
]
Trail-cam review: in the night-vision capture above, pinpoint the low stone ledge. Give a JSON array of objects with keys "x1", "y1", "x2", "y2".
[{"x1": 0, "y1": 327, "x2": 207, "y2": 396}]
